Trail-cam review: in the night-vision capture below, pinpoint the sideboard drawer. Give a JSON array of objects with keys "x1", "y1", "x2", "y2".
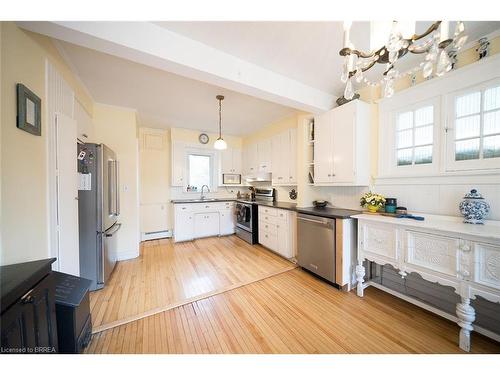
[
  {"x1": 474, "y1": 242, "x2": 500, "y2": 289},
  {"x1": 359, "y1": 222, "x2": 398, "y2": 262},
  {"x1": 405, "y1": 231, "x2": 459, "y2": 277}
]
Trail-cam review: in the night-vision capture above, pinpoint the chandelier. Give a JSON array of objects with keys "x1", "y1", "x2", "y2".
[{"x1": 340, "y1": 21, "x2": 468, "y2": 99}]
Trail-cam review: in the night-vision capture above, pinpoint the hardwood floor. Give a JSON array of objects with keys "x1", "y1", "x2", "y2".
[
  {"x1": 85, "y1": 268, "x2": 500, "y2": 354},
  {"x1": 90, "y1": 235, "x2": 295, "y2": 331}
]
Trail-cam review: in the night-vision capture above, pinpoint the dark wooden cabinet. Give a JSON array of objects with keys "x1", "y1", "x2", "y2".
[{"x1": 1, "y1": 259, "x2": 58, "y2": 354}]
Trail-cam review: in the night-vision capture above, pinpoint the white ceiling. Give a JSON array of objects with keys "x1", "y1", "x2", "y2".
[
  {"x1": 57, "y1": 21, "x2": 500, "y2": 135},
  {"x1": 156, "y1": 21, "x2": 500, "y2": 93},
  {"x1": 59, "y1": 41, "x2": 297, "y2": 135}
]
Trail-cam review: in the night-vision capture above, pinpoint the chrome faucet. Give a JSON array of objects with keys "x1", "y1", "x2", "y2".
[{"x1": 200, "y1": 185, "x2": 210, "y2": 200}]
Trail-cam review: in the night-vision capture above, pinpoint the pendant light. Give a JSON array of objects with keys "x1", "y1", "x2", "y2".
[{"x1": 214, "y1": 95, "x2": 227, "y2": 150}]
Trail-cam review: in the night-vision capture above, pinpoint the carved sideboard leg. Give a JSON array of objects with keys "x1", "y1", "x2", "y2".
[
  {"x1": 355, "y1": 261, "x2": 365, "y2": 297},
  {"x1": 456, "y1": 297, "x2": 475, "y2": 352}
]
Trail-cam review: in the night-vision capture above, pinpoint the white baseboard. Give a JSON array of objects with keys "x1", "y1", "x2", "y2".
[
  {"x1": 141, "y1": 230, "x2": 172, "y2": 242},
  {"x1": 115, "y1": 249, "x2": 140, "y2": 261}
]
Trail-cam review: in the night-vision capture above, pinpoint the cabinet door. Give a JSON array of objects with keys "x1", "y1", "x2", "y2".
[
  {"x1": 219, "y1": 209, "x2": 235, "y2": 235},
  {"x1": 0, "y1": 274, "x2": 58, "y2": 352},
  {"x1": 247, "y1": 144, "x2": 258, "y2": 174},
  {"x1": 194, "y1": 213, "x2": 220, "y2": 238},
  {"x1": 288, "y1": 128, "x2": 297, "y2": 184},
  {"x1": 314, "y1": 112, "x2": 334, "y2": 183},
  {"x1": 220, "y1": 148, "x2": 233, "y2": 174},
  {"x1": 258, "y1": 139, "x2": 272, "y2": 172},
  {"x1": 232, "y1": 148, "x2": 242, "y2": 174},
  {"x1": 171, "y1": 141, "x2": 185, "y2": 186},
  {"x1": 174, "y1": 211, "x2": 194, "y2": 242},
  {"x1": 271, "y1": 133, "x2": 284, "y2": 184},
  {"x1": 331, "y1": 104, "x2": 355, "y2": 183},
  {"x1": 276, "y1": 219, "x2": 292, "y2": 258}
]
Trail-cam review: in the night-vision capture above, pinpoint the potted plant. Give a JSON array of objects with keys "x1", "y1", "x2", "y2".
[{"x1": 360, "y1": 192, "x2": 386, "y2": 213}]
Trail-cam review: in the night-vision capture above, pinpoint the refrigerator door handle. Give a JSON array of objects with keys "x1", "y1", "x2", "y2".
[
  {"x1": 105, "y1": 222, "x2": 122, "y2": 237},
  {"x1": 115, "y1": 160, "x2": 120, "y2": 216},
  {"x1": 108, "y1": 160, "x2": 116, "y2": 216}
]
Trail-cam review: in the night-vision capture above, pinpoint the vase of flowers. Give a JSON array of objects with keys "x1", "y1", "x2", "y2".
[{"x1": 360, "y1": 192, "x2": 386, "y2": 213}]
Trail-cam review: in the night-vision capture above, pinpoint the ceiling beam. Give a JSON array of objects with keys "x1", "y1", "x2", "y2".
[{"x1": 18, "y1": 21, "x2": 336, "y2": 113}]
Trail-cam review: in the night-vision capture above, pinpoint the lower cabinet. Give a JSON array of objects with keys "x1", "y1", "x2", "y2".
[
  {"x1": 258, "y1": 207, "x2": 296, "y2": 259},
  {"x1": 194, "y1": 213, "x2": 220, "y2": 238},
  {"x1": 1, "y1": 259, "x2": 58, "y2": 353},
  {"x1": 174, "y1": 211, "x2": 194, "y2": 242},
  {"x1": 173, "y1": 202, "x2": 235, "y2": 242}
]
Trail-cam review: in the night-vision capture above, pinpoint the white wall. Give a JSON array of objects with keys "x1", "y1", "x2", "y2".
[{"x1": 94, "y1": 103, "x2": 140, "y2": 260}]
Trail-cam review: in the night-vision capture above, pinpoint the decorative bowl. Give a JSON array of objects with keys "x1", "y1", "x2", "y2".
[{"x1": 313, "y1": 200, "x2": 328, "y2": 208}]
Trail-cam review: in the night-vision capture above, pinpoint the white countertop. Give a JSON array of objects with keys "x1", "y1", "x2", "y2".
[{"x1": 352, "y1": 213, "x2": 500, "y2": 242}]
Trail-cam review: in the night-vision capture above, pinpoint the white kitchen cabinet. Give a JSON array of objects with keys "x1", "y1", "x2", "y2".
[
  {"x1": 271, "y1": 128, "x2": 297, "y2": 186},
  {"x1": 219, "y1": 209, "x2": 235, "y2": 235},
  {"x1": 173, "y1": 210, "x2": 194, "y2": 242},
  {"x1": 258, "y1": 207, "x2": 296, "y2": 259},
  {"x1": 243, "y1": 143, "x2": 258, "y2": 175},
  {"x1": 173, "y1": 201, "x2": 235, "y2": 242},
  {"x1": 257, "y1": 139, "x2": 272, "y2": 172},
  {"x1": 220, "y1": 147, "x2": 242, "y2": 175},
  {"x1": 314, "y1": 100, "x2": 371, "y2": 186},
  {"x1": 194, "y1": 212, "x2": 220, "y2": 238},
  {"x1": 171, "y1": 140, "x2": 185, "y2": 186}
]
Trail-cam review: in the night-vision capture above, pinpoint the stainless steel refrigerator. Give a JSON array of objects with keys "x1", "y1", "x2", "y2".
[{"x1": 77, "y1": 143, "x2": 121, "y2": 291}]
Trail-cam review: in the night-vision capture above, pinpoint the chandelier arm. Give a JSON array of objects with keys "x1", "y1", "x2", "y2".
[{"x1": 340, "y1": 21, "x2": 442, "y2": 59}]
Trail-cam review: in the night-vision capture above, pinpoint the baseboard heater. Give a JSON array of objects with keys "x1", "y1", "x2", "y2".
[{"x1": 141, "y1": 230, "x2": 172, "y2": 242}]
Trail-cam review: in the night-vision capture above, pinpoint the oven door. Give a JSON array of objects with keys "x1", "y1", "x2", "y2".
[{"x1": 235, "y1": 203, "x2": 252, "y2": 232}]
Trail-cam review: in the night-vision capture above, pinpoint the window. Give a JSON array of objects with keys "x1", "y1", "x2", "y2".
[
  {"x1": 188, "y1": 154, "x2": 212, "y2": 190},
  {"x1": 453, "y1": 84, "x2": 500, "y2": 161},
  {"x1": 396, "y1": 105, "x2": 434, "y2": 166},
  {"x1": 446, "y1": 80, "x2": 500, "y2": 171}
]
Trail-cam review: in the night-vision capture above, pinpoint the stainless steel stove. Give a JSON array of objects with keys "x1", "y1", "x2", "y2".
[{"x1": 235, "y1": 188, "x2": 274, "y2": 244}]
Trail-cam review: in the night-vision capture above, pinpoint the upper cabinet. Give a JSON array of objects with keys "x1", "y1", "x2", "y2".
[
  {"x1": 257, "y1": 139, "x2": 272, "y2": 172},
  {"x1": 243, "y1": 143, "x2": 258, "y2": 175},
  {"x1": 272, "y1": 128, "x2": 297, "y2": 185},
  {"x1": 314, "y1": 100, "x2": 371, "y2": 186},
  {"x1": 220, "y1": 147, "x2": 242, "y2": 174},
  {"x1": 171, "y1": 140, "x2": 185, "y2": 187}
]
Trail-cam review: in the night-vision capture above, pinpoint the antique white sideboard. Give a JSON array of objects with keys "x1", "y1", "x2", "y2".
[{"x1": 353, "y1": 213, "x2": 500, "y2": 352}]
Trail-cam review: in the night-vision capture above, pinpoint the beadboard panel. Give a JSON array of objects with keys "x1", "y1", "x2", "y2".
[{"x1": 307, "y1": 183, "x2": 499, "y2": 221}]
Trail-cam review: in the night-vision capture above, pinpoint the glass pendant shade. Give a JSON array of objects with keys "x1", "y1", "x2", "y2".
[{"x1": 214, "y1": 138, "x2": 227, "y2": 150}]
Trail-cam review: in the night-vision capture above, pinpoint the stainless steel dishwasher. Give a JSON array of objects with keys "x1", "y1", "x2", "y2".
[{"x1": 297, "y1": 213, "x2": 336, "y2": 284}]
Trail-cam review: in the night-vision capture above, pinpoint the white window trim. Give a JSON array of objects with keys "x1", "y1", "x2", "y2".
[
  {"x1": 377, "y1": 53, "x2": 500, "y2": 183},
  {"x1": 445, "y1": 77, "x2": 500, "y2": 172},
  {"x1": 184, "y1": 146, "x2": 219, "y2": 193},
  {"x1": 382, "y1": 97, "x2": 441, "y2": 177}
]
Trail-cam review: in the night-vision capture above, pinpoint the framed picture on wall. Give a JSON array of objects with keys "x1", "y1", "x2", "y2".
[{"x1": 17, "y1": 83, "x2": 41, "y2": 136}]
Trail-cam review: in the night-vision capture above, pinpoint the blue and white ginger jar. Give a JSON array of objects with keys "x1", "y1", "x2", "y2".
[{"x1": 459, "y1": 189, "x2": 490, "y2": 224}]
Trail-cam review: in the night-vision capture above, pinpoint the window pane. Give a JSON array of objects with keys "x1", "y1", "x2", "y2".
[
  {"x1": 397, "y1": 111, "x2": 413, "y2": 130},
  {"x1": 415, "y1": 106, "x2": 433, "y2": 126},
  {"x1": 414, "y1": 145, "x2": 433, "y2": 164},
  {"x1": 397, "y1": 148, "x2": 413, "y2": 166},
  {"x1": 484, "y1": 85, "x2": 500, "y2": 111},
  {"x1": 455, "y1": 115, "x2": 480, "y2": 140},
  {"x1": 414, "y1": 125, "x2": 433, "y2": 146},
  {"x1": 483, "y1": 135, "x2": 500, "y2": 159},
  {"x1": 484, "y1": 110, "x2": 500, "y2": 136},
  {"x1": 456, "y1": 91, "x2": 480, "y2": 117},
  {"x1": 188, "y1": 154, "x2": 211, "y2": 190},
  {"x1": 455, "y1": 138, "x2": 480, "y2": 161},
  {"x1": 397, "y1": 129, "x2": 413, "y2": 149}
]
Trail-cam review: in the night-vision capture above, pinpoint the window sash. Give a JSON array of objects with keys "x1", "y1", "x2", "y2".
[{"x1": 395, "y1": 105, "x2": 435, "y2": 166}]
